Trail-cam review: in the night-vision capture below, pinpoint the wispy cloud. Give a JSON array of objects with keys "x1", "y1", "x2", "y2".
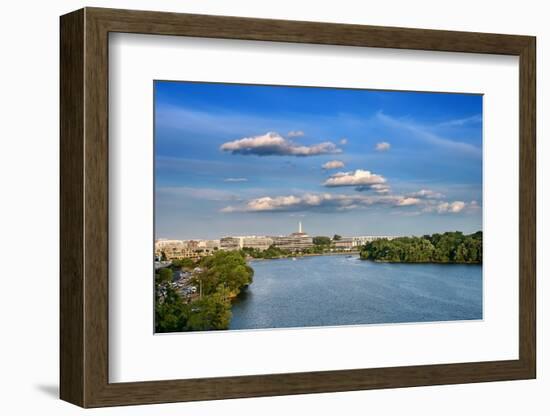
[
  {"x1": 287, "y1": 130, "x2": 305, "y2": 138},
  {"x1": 407, "y1": 189, "x2": 445, "y2": 200},
  {"x1": 220, "y1": 132, "x2": 342, "y2": 157},
  {"x1": 156, "y1": 104, "x2": 284, "y2": 137},
  {"x1": 339, "y1": 138, "x2": 348, "y2": 145},
  {"x1": 223, "y1": 177, "x2": 248, "y2": 183},
  {"x1": 375, "y1": 141, "x2": 391, "y2": 152},
  {"x1": 377, "y1": 112, "x2": 481, "y2": 157},
  {"x1": 436, "y1": 114, "x2": 482, "y2": 128},
  {"x1": 322, "y1": 160, "x2": 345, "y2": 170}
]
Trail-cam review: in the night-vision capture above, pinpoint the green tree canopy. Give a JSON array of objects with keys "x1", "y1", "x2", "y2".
[
  {"x1": 198, "y1": 250, "x2": 254, "y2": 295},
  {"x1": 241, "y1": 245, "x2": 291, "y2": 259},
  {"x1": 171, "y1": 258, "x2": 195, "y2": 269},
  {"x1": 156, "y1": 267, "x2": 173, "y2": 284},
  {"x1": 313, "y1": 236, "x2": 331, "y2": 246},
  {"x1": 359, "y1": 231, "x2": 482, "y2": 264}
]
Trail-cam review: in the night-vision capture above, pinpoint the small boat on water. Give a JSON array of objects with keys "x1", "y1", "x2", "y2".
[{"x1": 292, "y1": 257, "x2": 297, "y2": 261}]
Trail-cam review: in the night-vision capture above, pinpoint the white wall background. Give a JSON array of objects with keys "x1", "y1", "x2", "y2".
[{"x1": 0, "y1": 0, "x2": 545, "y2": 414}]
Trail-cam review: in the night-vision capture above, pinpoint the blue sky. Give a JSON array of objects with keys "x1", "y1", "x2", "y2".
[{"x1": 155, "y1": 81, "x2": 482, "y2": 239}]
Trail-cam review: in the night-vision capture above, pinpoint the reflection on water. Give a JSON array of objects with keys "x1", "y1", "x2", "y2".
[{"x1": 229, "y1": 255, "x2": 482, "y2": 330}]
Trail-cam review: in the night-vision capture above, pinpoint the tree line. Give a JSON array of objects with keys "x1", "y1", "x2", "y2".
[
  {"x1": 241, "y1": 245, "x2": 292, "y2": 259},
  {"x1": 359, "y1": 231, "x2": 482, "y2": 264},
  {"x1": 155, "y1": 250, "x2": 253, "y2": 333}
]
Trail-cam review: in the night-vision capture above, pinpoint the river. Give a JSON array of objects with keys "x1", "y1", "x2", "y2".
[{"x1": 229, "y1": 255, "x2": 482, "y2": 330}]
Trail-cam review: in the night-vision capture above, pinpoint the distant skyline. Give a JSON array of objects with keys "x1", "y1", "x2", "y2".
[{"x1": 155, "y1": 81, "x2": 482, "y2": 240}]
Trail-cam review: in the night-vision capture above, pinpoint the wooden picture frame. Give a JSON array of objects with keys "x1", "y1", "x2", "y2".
[{"x1": 60, "y1": 7, "x2": 536, "y2": 408}]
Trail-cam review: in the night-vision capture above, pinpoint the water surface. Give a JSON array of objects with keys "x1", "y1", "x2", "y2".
[{"x1": 229, "y1": 255, "x2": 482, "y2": 330}]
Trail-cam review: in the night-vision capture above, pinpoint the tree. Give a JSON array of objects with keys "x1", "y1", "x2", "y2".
[
  {"x1": 185, "y1": 288, "x2": 232, "y2": 331},
  {"x1": 171, "y1": 258, "x2": 195, "y2": 269},
  {"x1": 241, "y1": 245, "x2": 290, "y2": 259},
  {"x1": 155, "y1": 251, "x2": 247, "y2": 332},
  {"x1": 313, "y1": 236, "x2": 331, "y2": 246},
  {"x1": 332, "y1": 234, "x2": 342, "y2": 241},
  {"x1": 155, "y1": 285, "x2": 188, "y2": 332},
  {"x1": 156, "y1": 267, "x2": 173, "y2": 284},
  {"x1": 359, "y1": 231, "x2": 482, "y2": 264},
  {"x1": 195, "y1": 250, "x2": 254, "y2": 296}
]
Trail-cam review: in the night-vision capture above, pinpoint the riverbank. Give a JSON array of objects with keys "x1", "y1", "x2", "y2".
[
  {"x1": 246, "y1": 251, "x2": 359, "y2": 262},
  {"x1": 368, "y1": 259, "x2": 482, "y2": 265},
  {"x1": 247, "y1": 252, "x2": 481, "y2": 265}
]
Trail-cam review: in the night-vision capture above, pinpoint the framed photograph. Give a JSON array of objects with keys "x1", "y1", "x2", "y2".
[{"x1": 60, "y1": 7, "x2": 536, "y2": 408}]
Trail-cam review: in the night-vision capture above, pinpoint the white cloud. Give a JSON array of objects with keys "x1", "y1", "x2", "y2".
[
  {"x1": 407, "y1": 189, "x2": 445, "y2": 199},
  {"x1": 339, "y1": 138, "x2": 348, "y2": 145},
  {"x1": 436, "y1": 201, "x2": 466, "y2": 213},
  {"x1": 423, "y1": 200, "x2": 469, "y2": 214},
  {"x1": 220, "y1": 132, "x2": 342, "y2": 157},
  {"x1": 221, "y1": 192, "x2": 421, "y2": 213},
  {"x1": 396, "y1": 197, "x2": 421, "y2": 206},
  {"x1": 375, "y1": 141, "x2": 391, "y2": 152},
  {"x1": 469, "y1": 200, "x2": 481, "y2": 209},
  {"x1": 370, "y1": 183, "x2": 391, "y2": 194},
  {"x1": 416, "y1": 199, "x2": 481, "y2": 215},
  {"x1": 287, "y1": 130, "x2": 305, "y2": 138},
  {"x1": 220, "y1": 189, "x2": 483, "y2": 216},
  {"x1": 223, "y1": 177, "x2": 248, "y2": 182},
  {"x1": 323, "y1": 169, "x2": 387, "y2": 190},
  {"x1": 322, "y1": 160, "x2": 345, "y2": 170}
]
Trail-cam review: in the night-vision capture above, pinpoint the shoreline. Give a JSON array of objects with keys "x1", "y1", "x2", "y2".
[
  {"x1": 247, "y1": 252, "x2": 481, "y2": 265},
  {"x1": 247, "y1": 251, "x2": 359, "y2": 262}
]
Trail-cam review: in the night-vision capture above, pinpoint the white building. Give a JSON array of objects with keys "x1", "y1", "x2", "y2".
[
  {"x1": 333, "y1": 237, "x2": 354, "y2": 250},
  {"x1": 154, "y1": 239, "x2": 198, "y2": 260},
  {"x1": 197, "y1": 239, "x2": 220, "y2": 253},
  {"x1": 241, "y1": 236, "x2": 273, "y2": 251},
  {"x1": 220, "y1": 237, "x2": 241, "y2": 251},
  {"x1": 271, "y1": 222, "x2": 314, "y2": 252},
  {"x1": 350, "y1": 235, "x2": 398, "y2": 247},
  {"x1": 155, "y1": 239, "x2": 184, "y2": 249},
  {"x1": 219, "y1": 235, "x2": 275, "y2": 251}
]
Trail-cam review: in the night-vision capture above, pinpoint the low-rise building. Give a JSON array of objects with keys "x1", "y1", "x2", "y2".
[
  {"x1": 196, "y1": 239, "x2": 220, "y2": 254},
  {"x1": 220, "y1": 235, "x2": 274, "y2": 251},
  {"x1": 155, "y1": 240, "x2": 198, "y2": 260},
  {"x1": 156, "y1": 228, "x2": 400, "y2": 257},
  {"x1": 242, "y1": 236, "x2": 273, "y2": 251},
  {"x1": 333, "y1": 237, "x2": 354, "y2": 251},
  {"x1": 220, "y1": 237, "x2": 241, "y2": 251},
  {"x1": 272, "y1": 234, "x2": 314, "y2": 252},
  {"x1": 271, "y1": 222, "x2": 314, "y2": 252},
  {"x1": 351, "y1": 235, "x2": 398, "y2": 247}
]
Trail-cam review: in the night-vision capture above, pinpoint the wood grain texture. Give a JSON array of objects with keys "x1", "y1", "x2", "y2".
[
  {"x1": 83, "y1": 10, "x2": 110, "y2": 406},
  {"x1": 88, "y1": 7, "x2": 532, "y2": 55},
  {"x1": 59, "y1": 7, "x2": 537, "y2": 408},
  {"x1": 518, "y1": 38, "x2": 537, "y2": 376},
  {"x1": 59, "y1": 8, "x2": 85, "y2": 407}
]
